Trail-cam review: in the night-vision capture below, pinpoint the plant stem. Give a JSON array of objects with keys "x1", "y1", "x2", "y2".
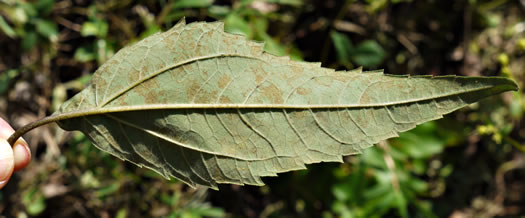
[
  {"x1": 7, "y1": 108, "x2": 106, "y2": 146},
  {"x1": 504, "y1": 136, "x2": 525, "y2": 153},
  {"x1": 7, "y1": 114, "x2": 63, "y2": 146}
]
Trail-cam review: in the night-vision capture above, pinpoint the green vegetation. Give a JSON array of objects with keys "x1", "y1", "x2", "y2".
[{"x1": 1, "y1": 0, "x2": 524, "y2": 217}]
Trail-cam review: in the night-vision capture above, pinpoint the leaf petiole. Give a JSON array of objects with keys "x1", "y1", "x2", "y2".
[{"x1": 7, "y1": 114, "x2": 64, "y2": 146}]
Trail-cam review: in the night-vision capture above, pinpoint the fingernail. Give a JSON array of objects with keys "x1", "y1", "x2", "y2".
[
  {"x1": 13, "y1": 142, "x2": 30, "y2": 169},
  {"x1": 0, "y1": 141, "x2": 14, "y2": 181}
]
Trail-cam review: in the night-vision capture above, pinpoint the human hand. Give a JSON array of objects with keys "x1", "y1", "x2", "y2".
[{"x1": 0, "y1": 118, "x2": 31, "y2": 189}]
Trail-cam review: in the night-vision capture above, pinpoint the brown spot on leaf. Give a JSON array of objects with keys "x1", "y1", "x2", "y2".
[
  {"x1": 136, "y1": 79, "x2": 161, "y2": 104},
  {"x1": 255, "y1": 74, "x2": 264, "y2": 84},
  {"x1": 219, "y1": 95, "x2": 233, "y2": 103},
  {"x1": 296, "y1": 87, "x2": 311, "y2": 95},
  {"x1": 186, "y1": 81, "x2": 201, "y2": 99},
  {"x1": 291, "y1": 66, "x2": 303, "y2": 74},
  {"x1": 113, "y1": 96, "x2": 125, "y2": 106},
  {"x1": 333, "y1": 75, "x2": 348, "y2": 83},
  {"x1": 194, "y1": 90, "x2": 218, "y2": 103},
  {"x1": 261, "y1": 84, "x2": 283, "y2": 104},
  {"x1": 218, "y1": 75, "x2": 232, "y2": 89},
  {"x1": 359, "y1": 93, "x2": 371, "y2": 104},
  {"x1": 292, "y1": 110, "x2": 306, "y2": 119},
  {"x1": 250, "y1": 43, "x2": 262, "y2": 56},
  {"x1": 315, "y1": 77, "x2": 334, "y2": 87}
]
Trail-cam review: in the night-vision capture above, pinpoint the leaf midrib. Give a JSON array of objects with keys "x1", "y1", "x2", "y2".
[{"x1": 86, "y1": 82, "x2": 507, "y2": 112}]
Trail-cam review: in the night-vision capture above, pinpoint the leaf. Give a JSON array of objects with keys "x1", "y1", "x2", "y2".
[
  {"x1": 330, "y1": 30, "x2": 354, "y2": 65},
  {"x1": 351, "y1": 40, "x2": 385, "y2": 67},
  {"x1": 330, "y1": 31, "x2": 386, "y2": 67},
  {"x1": 0, "y1": 16, "x2": 17, "y2": 38},
  {"x1": 35, "y1": 18, "x2": 58, "y2": 40},
  {"x1": 49, "y1": 19, "x2": 517, "y2": 189},
  {"x1": 80, "y1": 20, "x2": 108, "y2": 37},
  {"x1": 392, "y1": 122, "x2": 446, "y2": 159},
  {"x1": 172, "y1": 0, "x2": 214, "y2": 9},
  {"x1": 259, "y1": 0, "x2": 304, "y2": 7},
  {"x1": 0, "y1": 69, "x2": 18, "y2": 95},
  {"x1": 21, "y1": 31, "x2": 37, "y2": 50},
  {"x1": 74, "y1": 46, "x2": 96, "y2": 62},
  {"x1": 224, "y1": 13, "x2": 252, "y2": 37}
]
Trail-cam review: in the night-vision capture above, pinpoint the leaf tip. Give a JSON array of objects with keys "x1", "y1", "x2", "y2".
[
  {"x1": 504, "y1": 79, "x2": 519, "y2": 93},
  {"x1": 176, "y1": 17, "x2": 186, "y2": 27},
  {"x1": 510, "y1": 79, "x2": 519, "y2": 91},
  {"x1": 485, "y1": 76, "x2": 520, "y2": 93}
]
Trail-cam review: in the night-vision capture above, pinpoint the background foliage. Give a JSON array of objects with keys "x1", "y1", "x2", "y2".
[{"x1": 0, "y1": 0, "x2": 524, "y2": 217}]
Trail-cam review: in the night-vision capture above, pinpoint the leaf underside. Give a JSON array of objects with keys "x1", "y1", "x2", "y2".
[{"x1": 56, "y1": 19, "x2": 518, "y2": 189}]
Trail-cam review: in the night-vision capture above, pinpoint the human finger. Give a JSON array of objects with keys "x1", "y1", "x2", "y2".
[{"x1": 0, "y1": 140, "x2": 14, "y2": 189}]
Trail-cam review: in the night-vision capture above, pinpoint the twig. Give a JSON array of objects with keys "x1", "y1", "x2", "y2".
[
  {"x1": 334, "y1": 20, "x2": 366, "y2": 35},
  {"x1": 494, "y1": 157, "x2": 525, "y2": 204},
  {"x1": 504, "y1": 136, "x2": 525, "y2": 153},
  {"x1": 55, "y1": 17, "x2": 82, "y2": 32},
  {"x1": 397, "y1": 33, "x2": 418, "y2": 54}
]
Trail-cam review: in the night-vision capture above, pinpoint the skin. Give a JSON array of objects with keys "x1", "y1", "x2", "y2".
[{"x1": 0, "y1": 117, "x2": 31, "y2": 189}]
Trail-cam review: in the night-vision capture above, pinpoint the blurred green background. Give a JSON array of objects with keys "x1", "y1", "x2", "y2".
[{"x1": 0, "y1": 0, "x2": 524, "y2": 217}]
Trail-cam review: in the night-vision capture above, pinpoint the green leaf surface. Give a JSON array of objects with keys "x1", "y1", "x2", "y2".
[
  {"x1": 21, "y1": 31, "x2": 37, "y2": 50},
  {"x1": 53, "y1": 19, "x2": 518, "y2": 189},
  {"x1": 330, "y1": 30, "x2": 354, "y2": 64},
  {"x1": 0, "y1": 69, "x2": 18, "y2": 94},
  {"x1": 172, "y1": 0, "x2": 214, "y2": 9},
  {"x1": 0, "y1": 16, "x2": 17, "y2": 38},
  {"x1": 80, "y1": 20, "x2": 108, "y2": 37},
  {"x1": 35, "y1": 18, "x2": 57, "y2": 39},
  {"x1": 351, "y1": 40, "x2": 386, "y2": 67}
]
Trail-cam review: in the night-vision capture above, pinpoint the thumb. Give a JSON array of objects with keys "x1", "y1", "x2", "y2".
[{"x1": 0, "y1": 140, "x2": 14, "y2": 189}]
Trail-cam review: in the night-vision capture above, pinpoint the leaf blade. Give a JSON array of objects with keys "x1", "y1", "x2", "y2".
[{"x1": 55, "y1": 19, "x2": 518, "y2": 188}]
